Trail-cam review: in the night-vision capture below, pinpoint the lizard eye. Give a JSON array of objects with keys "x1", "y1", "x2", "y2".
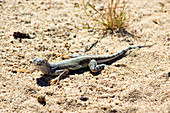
[
  {"x1": 37, "y1": 59, "x2": 44, "y2": 65},
  {"x1": 41, "y1": 60, "x2": 45, "y2": 64},
  {"x1": 39, "y1": 59, "x2": 47, "y2": 65}
]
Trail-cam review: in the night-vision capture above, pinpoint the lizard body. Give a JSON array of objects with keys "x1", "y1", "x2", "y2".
[{"x1": 32, "y1": 45, "x2": 153, "y2": 84}]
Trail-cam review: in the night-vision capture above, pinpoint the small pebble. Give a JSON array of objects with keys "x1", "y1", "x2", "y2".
[{"x1": 37, "y1": 95, "x2": 46, "y2": 105}]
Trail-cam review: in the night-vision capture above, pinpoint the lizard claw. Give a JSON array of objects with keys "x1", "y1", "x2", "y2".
[{"x1": 50, "y1": 78, "x2": 60, "y2": 85}]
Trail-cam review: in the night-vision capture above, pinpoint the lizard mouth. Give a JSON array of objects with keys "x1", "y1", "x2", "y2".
[
  {"x1": 32, "y1": 61, "x2": 42, "y2": 66},
  {"x1": 32, "y1": 63, "x2": 42, "y2": 66}
]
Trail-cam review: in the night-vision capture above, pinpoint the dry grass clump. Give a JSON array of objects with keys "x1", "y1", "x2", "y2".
[{"x1": 82, "y1": 0, "x2": 129, "y2": 30}]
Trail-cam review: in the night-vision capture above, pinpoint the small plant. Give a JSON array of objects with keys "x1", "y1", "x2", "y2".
[{"x1": 83, "y1": 0, "x2": 129, "y2": 30}]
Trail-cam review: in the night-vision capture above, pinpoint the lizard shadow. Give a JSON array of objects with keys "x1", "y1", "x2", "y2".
[
  {"x1": 36, "y1": 54, "x2": 126, "y2": 87},
  {"x1": 36, "y1": 75, "x2": 53, "y2": 86}
]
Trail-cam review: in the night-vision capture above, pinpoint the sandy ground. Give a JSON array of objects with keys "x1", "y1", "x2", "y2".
[{"x1": 0, "y1": 0, "x2": 170, "y2": 112}]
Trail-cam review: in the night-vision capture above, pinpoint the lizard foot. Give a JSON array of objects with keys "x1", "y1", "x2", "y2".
[{"x1": 50, "y1": 78, "x2": 60, "y2": 85}]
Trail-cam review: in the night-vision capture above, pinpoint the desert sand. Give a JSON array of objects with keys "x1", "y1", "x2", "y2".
[{"x1": 0, "y1": 0, "x2": 169, "y2": 112}]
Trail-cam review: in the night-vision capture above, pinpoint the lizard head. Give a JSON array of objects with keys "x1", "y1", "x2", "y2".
[
  {"x1": 32, "y1": 58, "x2": 51, "y2": 75},
  {"x1": 33, "y1": 58, "x2": 49, "y2": 66}
]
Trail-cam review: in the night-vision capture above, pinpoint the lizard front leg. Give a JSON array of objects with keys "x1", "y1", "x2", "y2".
[
  {"x1": 50, "y1": 69, "x2": 69, "y2": 85},
  {"x1": 88, "y1": 59, "x2": 105, "y2": 73}
]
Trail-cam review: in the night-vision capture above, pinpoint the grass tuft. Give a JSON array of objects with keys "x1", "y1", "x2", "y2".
[{"x1": 82, "y1": 0, "x2": 129, "y2": 30}]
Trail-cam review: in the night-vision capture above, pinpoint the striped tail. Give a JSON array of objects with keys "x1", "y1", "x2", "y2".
[{"x1": 96, "y1": 44, "x2": 154, "y2": 63}]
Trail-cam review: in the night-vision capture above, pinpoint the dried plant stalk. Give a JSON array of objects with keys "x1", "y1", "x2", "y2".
[{"x1": 83, "y1": 0, "x2": 129, "y2": 30}]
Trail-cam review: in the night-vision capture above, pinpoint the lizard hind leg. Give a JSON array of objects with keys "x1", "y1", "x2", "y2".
[{"x1": 89, "y1": 59, "x2": 105, "y2": 73}]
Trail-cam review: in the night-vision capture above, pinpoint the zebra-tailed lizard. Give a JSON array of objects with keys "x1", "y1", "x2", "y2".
[{"x1": 31, "y1": 45, "x2": 153, "y2": 84}]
